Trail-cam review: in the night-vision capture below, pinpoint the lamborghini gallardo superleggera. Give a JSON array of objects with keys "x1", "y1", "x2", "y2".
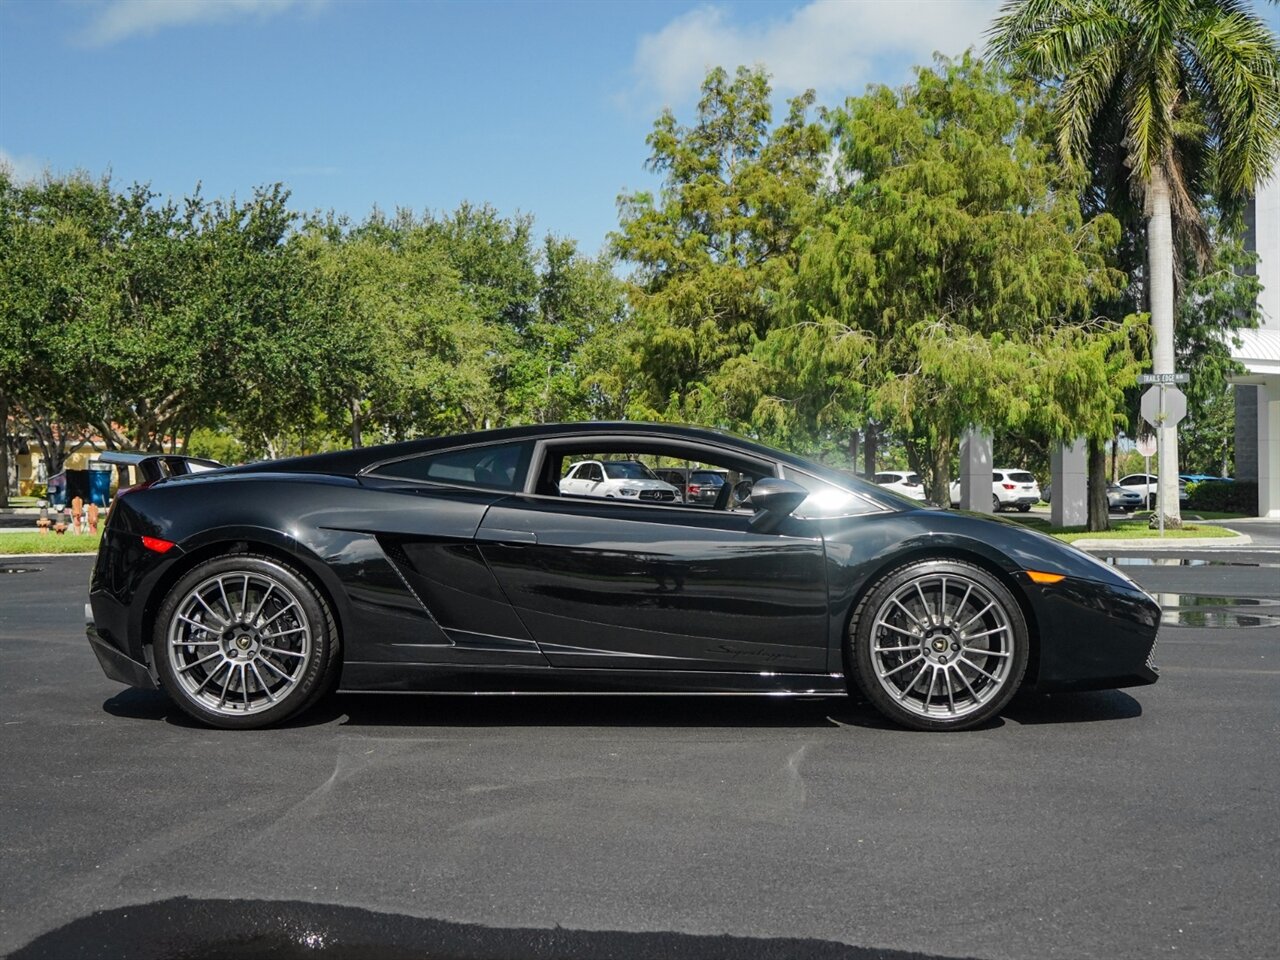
[{"x1": 86, "y1": 422, "x2": 1159, "y2": 731}]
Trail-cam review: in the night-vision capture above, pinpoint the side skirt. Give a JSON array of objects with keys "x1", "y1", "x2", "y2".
[{"x1": 339, "y1": 663, "x2": 848, "y2": 696}]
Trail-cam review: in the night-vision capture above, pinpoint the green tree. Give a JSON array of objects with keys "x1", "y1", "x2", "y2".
[
  {"x1": 613, "y1": 65, "x2": 829, "y2": 424},
  {"x1": 508, "y1": 236, "x2": 628, "y2": 423},
  {"x1": 0, "y1": 171, "x2": 117, "y2": 477},
  {"x1": 989, "y1": 0, "x2": 1280, "y2": 526},
  {"x1": 746, "y1": 56, "x2": 1138, "y2": 511}
]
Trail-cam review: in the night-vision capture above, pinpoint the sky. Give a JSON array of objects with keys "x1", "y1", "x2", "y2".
[{"x1": 3, "y1": 1, "x2": 1274, "y2": 257}]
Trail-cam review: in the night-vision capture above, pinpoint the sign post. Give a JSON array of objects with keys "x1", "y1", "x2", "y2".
[
  {"x1": 1135, "y1": 434, "x2": 1157, "y2": 512},
  {"x1": 1140, "y1": 380, "x2": 1188, "y2": 536}
]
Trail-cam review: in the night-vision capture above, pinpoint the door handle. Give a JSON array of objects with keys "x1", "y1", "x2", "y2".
[{"x1": 477, "y1": 528, "x2": 538, "y2": 545}]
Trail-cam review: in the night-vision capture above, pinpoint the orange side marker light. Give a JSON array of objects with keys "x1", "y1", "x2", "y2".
[{"x1": 1026, "y1": 570, "x2": 1065, "y2": 584}]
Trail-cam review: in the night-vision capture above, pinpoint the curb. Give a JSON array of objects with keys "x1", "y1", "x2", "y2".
[
  {"x1": 0, "y1": 552, "x2": 97, "y2": 559},
  {"x1": 1071, "y1": 531, "x2": 1252, "y2": 551}
]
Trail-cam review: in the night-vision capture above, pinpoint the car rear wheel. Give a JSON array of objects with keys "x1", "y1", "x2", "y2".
[
  {"x1": 153, "y1": 554, "x2": 339, "y2": 730},
  {"x1": 992, "y1": 494, "x2": 1001, "y2": 512},
  {"x1": 848, "y1": 558, "x2": 1029, "y2": 731}
]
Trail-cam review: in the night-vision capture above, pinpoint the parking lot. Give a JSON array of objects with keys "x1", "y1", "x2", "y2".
[{"x1": 3, "y1": 549, "x2": 1278, "y2": 959}]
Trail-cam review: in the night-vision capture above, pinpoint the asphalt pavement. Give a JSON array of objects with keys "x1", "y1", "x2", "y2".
[{"x1": 2, "y1": 551, "x2": 1278, "y2": 960}]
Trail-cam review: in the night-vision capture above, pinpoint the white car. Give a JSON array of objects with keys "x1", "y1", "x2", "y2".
[
  {"x1": 950, "y1": 469, "x2": 1041, "y2": 512},
  {"x1": 1117, "y1": 473, "x2": 1189, "y2": 504},
  {"x1": 873, "y1": 470, "x2": 927, "y2": 501},
  {"x1": 559, "y1": 460, "x2": 682, "y2": 503}
]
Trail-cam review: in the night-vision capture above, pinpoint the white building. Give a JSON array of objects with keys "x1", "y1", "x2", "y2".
[{"x1": 1232, "y1": 170, "x2": 1280, "y2": 517}]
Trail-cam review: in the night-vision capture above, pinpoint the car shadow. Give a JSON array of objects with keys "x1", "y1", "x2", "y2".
[
  {"x1": 103, "y1": 687, "x2": 883, "y2": 730},
  {"x1": 1004, "y1": 689, "x2": 1143, "y2": 724},
  {"x1": 104, "y1": 686, "x2": 1142, "y2": 731},
  {"x1": 10, "y1": 895, "x2": 970, "y2": 960},
  {"x1": 102, "y1": 686, "x2": 1141, "y2": 732}
]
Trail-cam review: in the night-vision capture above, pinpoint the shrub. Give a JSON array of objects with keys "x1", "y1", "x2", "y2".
[{"x1": 1186, "y1": 480, "x2": 1257, "y2": 514}]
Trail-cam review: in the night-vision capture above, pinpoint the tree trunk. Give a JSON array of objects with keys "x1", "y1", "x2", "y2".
[
  {"x1": 927, "y1": 439, "x2": 952, "y2": 509},
  {"x1": 863, "y1": 422, "x2": 877, "y2": 479},
  {"x1": 1087, "y1": 438, "x2": 1109, "y2": 533},
  {"x1": 1148, "y1": 163, "x2": 1182, "y2": 529},
  {"x1": 848, "y1": 432, "x2": 859, "y2": 474},
  {"x1": 1110, "y1": 435, "x2": 1119, "y2": 483},
  {"x1": 0, "y1": 392, "x2": 9, "y2": 508},
  {"x1": 350, "y1": 397, "x2": 363, "y2": 449}
]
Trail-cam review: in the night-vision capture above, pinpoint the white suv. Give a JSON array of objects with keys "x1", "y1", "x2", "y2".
[
  {"x1": 1117, "y1": 473, "x2": 1189, "y2": 505},
  {"x1": 559, "y1": 460, "x2": 683, "y2": 503},
  {"x1": 949, "y1": 469, "x2": 1041, "y2": 512},
  {"x1": 872, "y1": 471, "x2": 927, "y2": 501}
]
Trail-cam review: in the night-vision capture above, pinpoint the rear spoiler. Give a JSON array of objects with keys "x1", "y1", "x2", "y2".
[{"x1": 95, "y1": 452, "x2": 224, "y2": 485}]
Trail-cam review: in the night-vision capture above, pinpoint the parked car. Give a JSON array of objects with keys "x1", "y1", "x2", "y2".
[
  {"x1": 1041, "y1": 483, "x2": 1144, "y2": 513},
  {"x1": 1108, "y1": 484, "x2": 1144, "y2": 512},
  {"x1": 872, "y1": 470, "x2": 927, "y2": 501},
  {"x1": 559, "y1": 459, "x2": 682, "y2": 502},
  {"x1": 654, "y1": 468, "x2": 728, "y2": 506},
  {"x1": 85, "y1": 421, "x2": 1160, "y2": 733},
  {"x1": 949, "y1": 469, "x2": 1041, "y2": 512},
  {"x1": 1117, "y1": 473, "x2": 1188, "y2": 504},
  {"x1": 1179, "y1": 474, "x2": 1233, "y2": 483}
]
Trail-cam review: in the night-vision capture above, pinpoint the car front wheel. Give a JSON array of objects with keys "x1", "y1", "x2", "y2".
[
  {"x1": 848, "y1": 558, "x2": 1029, "y2": 731},
  {"x1": 153, "y1": 554, "x2": 339, "y2": 729}
]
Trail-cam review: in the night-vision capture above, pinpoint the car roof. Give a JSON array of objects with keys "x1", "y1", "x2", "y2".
[
  {"x1": 225, "y1": 422, "x2": 815, "y2": 478},
  {"x1": 214, "y1": 420, "x2": 906, "y2": 511}
]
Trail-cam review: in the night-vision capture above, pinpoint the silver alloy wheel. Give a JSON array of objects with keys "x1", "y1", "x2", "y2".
[
  {"x1": 868, "y1": 573, "x2": 1015, "y2": 720},
  {"x1": 165, "y1": 571, "x2": 312, "y2": 717}
]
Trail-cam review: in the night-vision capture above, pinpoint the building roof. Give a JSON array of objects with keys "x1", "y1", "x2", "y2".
[{"x1": 1229, "y1": 327, "x2": 1280, "y2": 378}]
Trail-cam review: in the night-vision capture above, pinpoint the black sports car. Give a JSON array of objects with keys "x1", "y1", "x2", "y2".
[{"x1": 86, "y1": 422, "x2": 1159, "y2": 732}]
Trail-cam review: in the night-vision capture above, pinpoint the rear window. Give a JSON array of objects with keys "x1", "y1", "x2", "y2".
[
  {"x1": 602, "y1": 461, "x2": 658, "y2": 480},
  {"x1": 690, "y1": 471, "x2": 724, "y2": 485},
  {"x1": 1007, "y1": 472, "x2": 1035, "y2": 483},
  {"x1": 369, "y1": 441, "x2": 531, "y2": 491}
]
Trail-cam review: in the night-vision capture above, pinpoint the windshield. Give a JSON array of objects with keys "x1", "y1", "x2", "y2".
[{"x1": 603, "y1": 461, "x2": 658, "y2": 481}]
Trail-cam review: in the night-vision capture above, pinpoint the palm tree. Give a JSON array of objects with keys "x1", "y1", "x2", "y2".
[{"x1": 989, "y1": 0, "x2": 1280, "y2": 527}]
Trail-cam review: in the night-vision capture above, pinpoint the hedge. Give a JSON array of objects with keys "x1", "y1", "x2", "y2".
[{"x1": 1185, "y1": 480, "x2": 1257, "y2": 514}]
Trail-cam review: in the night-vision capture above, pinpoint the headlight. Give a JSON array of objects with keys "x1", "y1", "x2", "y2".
[{"x1": 620, "y1": 488, "x2": 638, "y2": 497}]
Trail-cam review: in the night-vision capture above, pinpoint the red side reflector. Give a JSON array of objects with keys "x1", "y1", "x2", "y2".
[
  {"x1": 1026, "y1": 570, "x2": 1065, "y2": 584},
  {"x1": 141, "y1": 536, "x2": 175, "y2": 554}
]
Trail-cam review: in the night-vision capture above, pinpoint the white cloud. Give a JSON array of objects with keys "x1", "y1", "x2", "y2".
[
  {"x1": 630, "y1": 0, "x2": 1001, "y2": 104},
  {"x1": 0, "y1": 147, "x2": 45, "y2": 183},
  {"x1": 78, "y1": 0, "x2": 326, "y2": 47}
]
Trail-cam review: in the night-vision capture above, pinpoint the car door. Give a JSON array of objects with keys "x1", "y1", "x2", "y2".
[
  {"x1": 560, "y1": 463, "x2": 585, "y2": 495},
  {"x1": 475, "y1": 489, "x2": 830, "y2": 673},
  {"x1": 357, "y1": 440, "x2": 551, "y2": 667}
]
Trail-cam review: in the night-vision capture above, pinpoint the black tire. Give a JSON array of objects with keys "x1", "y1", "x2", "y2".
[
  {"x1": 1017, "y1": 504, "x2": 1031, "y2": 512},
  {"x1": 848, "y1": 557, "x2": 1029, "y2": 732},
  {"x1": 992, "y1": 494, "x2": 1001, "y2": 513},
  {"x1": 153, "y1": 553, "x2": 340, "y2": 730}
]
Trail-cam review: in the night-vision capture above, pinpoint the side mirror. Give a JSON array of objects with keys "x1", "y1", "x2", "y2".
[{"x1": 747, "y1": 477, "x2": 810, "y2": 534}]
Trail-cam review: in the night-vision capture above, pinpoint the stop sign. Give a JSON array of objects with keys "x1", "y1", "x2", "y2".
[
  {"x1": 1141, "y1": 385, "x2": 1187, "y2": 428},
  {"x1": 1136, "y1": 435, "x2": 1157, "y2": 457}
]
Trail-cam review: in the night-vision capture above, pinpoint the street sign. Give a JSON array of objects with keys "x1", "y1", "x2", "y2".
[
  {"x1": 1141, "y1": 384, "x2": 1187, "y2": 428},
  {"x1": 1136, "y1": 435, "x2": 1157, "y2": 457},
  {"x1": 1138, "y1": 372, "x2": 1190, "y2": 384}
]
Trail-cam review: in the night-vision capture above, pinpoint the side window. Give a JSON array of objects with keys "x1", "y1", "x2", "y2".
[
  {"x1": 368, "y1": 441, "x2": 531, "y2": 491},
  {"x1": 782, "y1": 466, "x2": 881, "y2": 518},
  {"x1": 587, "y1": 464, "x2": 603, "y2": 482}
]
